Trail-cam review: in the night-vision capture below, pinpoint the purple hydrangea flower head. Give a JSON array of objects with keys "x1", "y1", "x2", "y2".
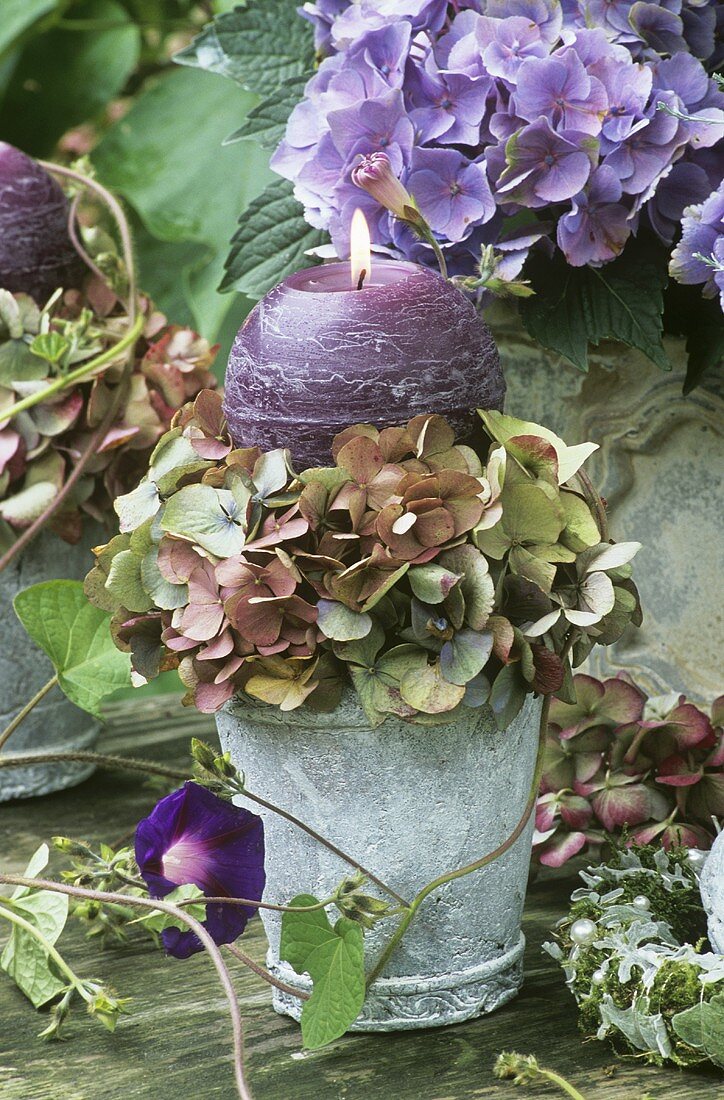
[
  {"x1": 331, "y1": 0, "x2": 448, "y2": 47},
  {"x1": 497, "y1": 117, "x2": 598, "y2": 207},
  {"x1": 591, "y1": 56, "x2": 652, "y2": 149},
  {"x1": 669, "y1": 181, "x2": 724, "y2": 301},
  {"x1": 300, "y1": 0, "x2": 351, "y2": 56},
  {"x1": 407, "y1": 147, "x2": 495, "y2": 239},
  {"x1": 481, "y1": 15, "x2": 550, "y2": 84},
  {"x1": 407, "y1": 64, "x2": 491, "y2": 146},
  {"x1": 557, "y1": 164, "x2": 632, "y2": 265},
  {"x1": 347, "y1": 20, "x2": 412, "y2": 90},
  {"x1": 135, "y1": 782, "x2": 266, "y2": 959},
  {"x1": 603, "y1": 92, "x2": 686, "y2": 194},
  {"x1": 486, "y1": 0, "x2": 563, "y2": 44},
  {"x1": 514, "y1": 50, "x2": 608, "y2": 136},
  {"x1": 328, "y1": 88, "x2": 414, "y2": 168},
  {"x1": 646, "y1": 159, "x2": 711, "y2": 242}
]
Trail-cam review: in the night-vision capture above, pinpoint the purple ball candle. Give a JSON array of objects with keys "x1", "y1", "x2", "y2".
[
  {"x1": 224, "y1": 258, "x2": 504, "y2": 469},
  {"x1": 0, "y1": 142, "x2": 84, "y2": 303}
]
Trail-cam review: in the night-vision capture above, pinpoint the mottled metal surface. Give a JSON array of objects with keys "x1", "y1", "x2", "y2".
[
  {"x1": 0, "y1": 528, "x2": 100, "y2": 801},
  {"x1": 701, "y1": 832, "x2": 724, "y2": 954},
  {"x1": 497, "y1": 315, "x2": 724, "y2": 704},
  {"x1": 224, "y1": 263, "x2": 504, "y2": 468},
  {"x1": 217, "y1": 690, "x2": 542, "y2": 1031},
  {"x1": 0, "y1": 142, "x2": 83, "y2": 302}
]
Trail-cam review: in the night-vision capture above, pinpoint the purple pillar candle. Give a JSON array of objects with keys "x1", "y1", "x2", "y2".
[
  {"x1": 224, "y1": 259, "x2": 504, "y2": 469},
  {"x1": 0, "y1": 142, "x2": 84, "y2": 303}
]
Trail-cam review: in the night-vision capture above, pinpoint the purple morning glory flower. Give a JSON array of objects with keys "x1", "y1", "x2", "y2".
[
  {"x1": 497, "y1": 117, "x2": 598, "y2": 207},
  {"x1": 669, "y1": 181, "x2": 724, "y2": 301},
  {"x1": 514, "y1": 50, "x2": 608, "y2": 136},
  {"x1": 407, "y1": 147, "x2": 495, "y2": 239},
  {"x1": 557, "y1": 164, "x2": 632, "y2": 265},
  {"x1": 135, "y1": 782, "x2": 265, "y2": 960}
]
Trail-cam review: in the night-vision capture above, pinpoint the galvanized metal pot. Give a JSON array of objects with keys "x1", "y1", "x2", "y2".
[
  {"x1": 0, "y1": 528, "x2": 101, "y2": 801},
  {"x1": 216, "y1": 690, "x2": 542, "y2": 1032}
]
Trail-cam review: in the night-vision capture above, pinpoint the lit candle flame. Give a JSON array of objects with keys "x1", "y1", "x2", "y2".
[{"x1": 350, "y1": 208, "x2": 371, "y2": 289}]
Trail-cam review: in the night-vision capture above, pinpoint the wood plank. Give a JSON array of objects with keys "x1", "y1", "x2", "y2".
[{"x1": 0, "y1": 698, "x2": 720, "y2": 1099}]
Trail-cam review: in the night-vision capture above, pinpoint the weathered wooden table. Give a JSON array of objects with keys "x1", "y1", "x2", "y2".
[{"x1": 0, "y1": 698, "x2": 719, "y2": 1100}]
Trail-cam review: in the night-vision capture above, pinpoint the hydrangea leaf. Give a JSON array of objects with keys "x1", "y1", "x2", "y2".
[
  {"x1": 316, "y1": 599, "x2": 372, "y2": 642},
  {"x1": 489, "y1": 663, "x2": 529, "y2": 730},
  {"x1": 225, "y1": 74, "x2": 309, "y2": 149},
  {"x1": 0, "y1": 844, "x2": 69, "y2": 1008},
  {"x1": 520, "y1": 241, "x2": 670, "y2": 373},
  {"x1": 161, "y1": 483, "x2": 249, "y2": 558},
  {"x1": 220, "y1": 177, "x2": 327, "y2": 299},
  {"x1": 13, "y1": 580, "x2": 132, "y2": 717},
  {"x1": 280, "y1": 895, "x2": 365, "y2": 1050},
  {"x1": 176, "y1": 0, "x2": 315, "y2": 98}
]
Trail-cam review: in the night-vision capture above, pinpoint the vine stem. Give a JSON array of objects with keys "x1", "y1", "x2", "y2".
[
  {"x1": 0, "y1": 675, "x2": 58, "y2": 751},
  {"x1": 366, "y1": 634, "x2": 576, "y2": 988},
  {"x1": 0, "y1": 875, "x2": 253, "y2": 1100},
  {"x1": 0, "y1": 901, "x2": 92, "y2": 1002},
  {"x1": 175, "y1": 894, "x2": 337, "y2": 915},
  {"x1": 225, "y1": 944, "x2": 310, "y2": 1002},
  {"x1": 0, "y1": 749, "x2": 408, "y2": 906},
  {"x1": 538, "y1": 1068, "x2": 587, "y2": 1100},
  {"x1": 1, "y1": 312, "x2": 143, "y2": 420}
]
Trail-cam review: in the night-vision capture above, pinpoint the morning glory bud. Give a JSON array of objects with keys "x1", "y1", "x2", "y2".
[
  {"x1": 351, "y1": 152, "x2": 416, "y2": 221},
  {"x1": 0, "y1": 142, "x2": 84, "y2": 303}
]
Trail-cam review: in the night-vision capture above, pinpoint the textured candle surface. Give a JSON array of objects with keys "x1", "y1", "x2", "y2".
[
  {"x1": 224, "y1": 262, "x2": 504, "y2": 468},
  {"x1": 0, "y1": 142, "x2": 83, "y2": 302}
]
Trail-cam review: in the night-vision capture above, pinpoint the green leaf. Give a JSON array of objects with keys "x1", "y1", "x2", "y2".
[
  {"x1": 0, "y1": 844, "x2": 69, "y2": 1008},
  {"x1": 672, "y1": 993, "x2": 724, "y2": 1068},
  {"x1": 13, "y1": 580, "x2": 132, "y2": 716},
  {"x1": 0, "y1": 338, "x2": 47, "y2": 384},
  {"x1": 220, "y1": 177, "x2": 327, "y2": 300},
  {"x1": 0, "y1": 1, "x2": 140, "y2": 156},
  {"x1": 280, "y1": 895, "x2": 365, "y2": 1049},
  {"x1": 136, "y1": 885, "x2": 207, "y2": 933},
  {"x1": 440, "y1": 629, "x2": 493, "y2": 687},
  {"x1": 400, "y1": 661, "x2": 466, "y2": 712},
  {"x1": 93, "y1": 67, "x2": 273, "y2": 339},
  {"x1": 520, "y1": 240, "x2": 670, "y2": 372},
  {"x1": 29, "y1": 331, "x2": 69, "y2": 366},
  {"x1": 489, "y1": 664, "x2": 528, "y2": 730},
  {"x1": 0, "y1": 1, "x2": 56, "y2": 60},
  {"x1": 409, "y1": 563, "x2": 462, "y2": 605},
  {"x1": 105, "y1": 549, "x2": 153, "y2": 613},
  {"x1": 559, "y1": 490, "x2": 601, "y2": 552},
  {"x1": 225, "y1": 74, "x2": 309, "y2": 148},
  {"x1": 176, "y1": 0, "x2": 315, "y2": 97}
]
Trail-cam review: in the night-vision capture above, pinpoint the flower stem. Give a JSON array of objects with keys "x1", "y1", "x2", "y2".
[
  {"x1": 0, "y1": 900, "x2": 91, "y2": 1003},
  {"x1": 0, "y1": 750, "x2": 188, "y2": 781},
  {"x1": 225, "y1": 943, "x2": 310, "y2": 1002},
  {"x1": 538, "y1": 1069, "x2": 588, "y2": 1100},
  {"x1": 0, "y1": 875, "x2": 253, "y2": 1100},
  {"x1": 175, "y1": 894, "x2": 337, "y2": 914},
  {"x1": 420, "y1": 225, "x2": 448, "y2": 280},
  {"x1": 1, "y1": 312, "x2": 144, "y2": 420},
  {"x1": 0, "y1": 675, "x2": 58, "y2": 751}
]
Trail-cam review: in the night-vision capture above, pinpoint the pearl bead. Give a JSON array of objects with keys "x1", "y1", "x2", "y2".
[
  {"x1": 570, "y1": 918, "x2": 598, "y2": 945},
  {"x1": 592, "y1": 969, "x2": 606, "y2": 986},
  {"x1": 632, "y1": 895, "x2": 651, "y2": 911}
]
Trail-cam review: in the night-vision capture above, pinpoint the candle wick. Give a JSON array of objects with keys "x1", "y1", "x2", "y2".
[{"x1": 356, "y1": 268, "x2": 367, "y2": 291}]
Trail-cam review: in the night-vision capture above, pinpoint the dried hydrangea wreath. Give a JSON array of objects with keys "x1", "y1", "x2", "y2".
[
  {"x1": 85, "y1": 390, "x2": 642, "y2": 724},
  {"x1": 545, "y1": 843, "x2": 724, "y2": 1070}
]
